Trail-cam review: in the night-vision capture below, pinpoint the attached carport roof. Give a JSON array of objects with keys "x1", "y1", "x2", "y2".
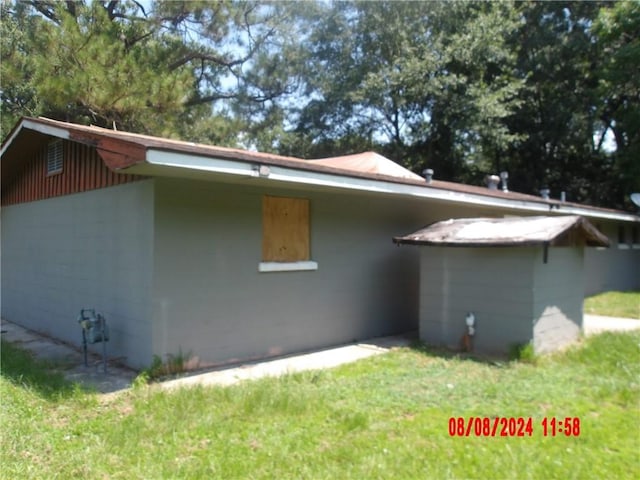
[{"x1": 393, "y1": 215, "x2": 610, "y2": 247}]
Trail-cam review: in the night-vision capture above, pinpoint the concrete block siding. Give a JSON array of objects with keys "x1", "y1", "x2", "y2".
[
  {"x1": 151, "y1": 178, "x2": 426, "y2": 368},
  {"x1": 419, "y1": 246, "x2": 583, "y2": 355},
  {"x1": 533, "y1": 248, "x2": 584, "y2": 353},
  {"x1": 2, "y1": 168, "x2": 633, "y2": 369},
  {"x1": 1, "y1": 181, "x2": 154, "y2": 367},
  {"x1": 584, "y1": 221, "x2": 640, "y2": 295}
]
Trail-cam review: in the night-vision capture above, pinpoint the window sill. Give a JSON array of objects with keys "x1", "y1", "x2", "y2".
[{"x1": 259, "y1": 261, "x2": 318, "y2": 273}]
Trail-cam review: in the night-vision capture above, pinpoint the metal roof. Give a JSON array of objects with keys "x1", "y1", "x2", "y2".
[
  {"x1": 2, "y1": 117, "x2": 639, "y2": 223},
  {"x1": 308, "y1": 152, "x2": 424, "y2": 181},
  {"x1": 393, "y1": 215, "x2": 610, "y2": 247}
]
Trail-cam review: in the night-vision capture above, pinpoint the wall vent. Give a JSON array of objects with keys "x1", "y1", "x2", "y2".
[{"x1": 47, "y1": 140, "x2": 63, "y2": 175}]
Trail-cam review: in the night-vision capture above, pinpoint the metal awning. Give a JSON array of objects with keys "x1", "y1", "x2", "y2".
[{"x1": 393, "y1": 215, "x2": 610, "y2": 248}]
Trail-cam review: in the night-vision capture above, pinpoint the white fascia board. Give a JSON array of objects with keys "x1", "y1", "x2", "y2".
[
  {"x1": 146, "y1": 149, "x2": 639, "y2": 223},
  {"x1": 549, "y1": 205, "x2": 639, "y2": 222},
  {"x1": 1, "y1": 119, "x2": 71, "y2": 157},
  {"x1": 147, "y1": 149, "x2": 256, "y2": 178}
]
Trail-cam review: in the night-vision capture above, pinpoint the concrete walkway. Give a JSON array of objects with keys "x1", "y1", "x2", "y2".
[
  {"x1": 160, "y1": 334, "x2": 413, "y2": 390},
  {"x1": 0, "y1": 318, "x2": 412, "y2": 394},
  {"x1": 583, "y1": 314, "x2": 640, "y2": 336},
  {"x1": 2, "y1": 314, "x2": 639, "y2": 394}
]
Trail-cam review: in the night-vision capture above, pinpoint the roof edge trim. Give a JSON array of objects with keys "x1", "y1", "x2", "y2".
[
  {"x1": 1, "y1": 118, "x2": 71, "y2": 157},
  {"x1": 145, "y1": 149, "x2": 639, "y2": 222}
]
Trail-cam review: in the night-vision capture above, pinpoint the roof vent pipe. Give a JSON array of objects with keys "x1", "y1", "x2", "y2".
[
  {"x1": 540, "y1": 188, "x2": 550, "y2": 200},
  {"x1": 485, "y1": 174, "x2": 500, "y2": 190},
  {"x1": 560, "y1": 191, "x2": 566, "y2": 202},
  {"x1": 422, "y1": 168, "x2": 434, "y2": 184},
  {"x1": 499, "y1": 171, "x2": 509, "y2": 192}
]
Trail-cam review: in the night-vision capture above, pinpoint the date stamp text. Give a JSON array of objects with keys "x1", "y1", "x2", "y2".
[{"x1": 448, "y1": 417, "x2": 581, "y2": 437}]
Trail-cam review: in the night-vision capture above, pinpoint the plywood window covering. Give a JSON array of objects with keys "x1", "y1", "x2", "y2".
[
  {"x1": 46, "y1": 140, "x2": 63, "y2": 175},
  {"x1": 262, "y1": 195, "x2": 310, "y2": 262}
]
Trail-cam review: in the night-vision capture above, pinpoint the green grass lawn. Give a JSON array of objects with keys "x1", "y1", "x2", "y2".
[
  {"x1": 584, "y1": 290, "x2": 640, "y2": 319},
  {"x1": 2, "y1": 331, "x2": 639, "y2": 479}
]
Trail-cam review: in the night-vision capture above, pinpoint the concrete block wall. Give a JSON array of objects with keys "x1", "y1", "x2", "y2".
[
  {"x1": 1, "y1": 181, "x2": 154, "y2": 368},
  {"x1": 584, "y1": 221, "x2": 640, "y2": 295},
  {"x1": 151, "y1": 178, "x2": 428, "y2": 368},
  {"x1": 419, "y1": 247, "x2": 535, "y2": 354},
  {"x1": 532, "y1": 248, "x2": 584, "y2": 353}
]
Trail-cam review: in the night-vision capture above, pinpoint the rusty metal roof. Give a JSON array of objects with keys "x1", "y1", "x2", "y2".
[
  {"x1": 309, "y1": 152, "x2": 424, "y2": 181},
  {"x1": 393, "y1": 215, "x2": 610, "y2": 247},
  {"x1": 2, "y1": 117, "x2": 639, "y2": 222}
]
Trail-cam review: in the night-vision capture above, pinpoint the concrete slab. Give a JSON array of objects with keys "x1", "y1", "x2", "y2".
[{"x1": 160, "y1": 335, "x2": 414, "y2": 390}]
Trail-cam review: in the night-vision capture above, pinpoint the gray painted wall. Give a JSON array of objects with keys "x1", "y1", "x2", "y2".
[
  {"x1": 583, "y1": 221, "x2": 640, "y2": 296},
  {"x1": 151, "y1": 178, "x2": 431, "y2": 368},
  {"x1": 419, "y1": 247, "x2": 535, "y2": 353},
  {"x1": 3, "y1": 168, "x2": 635, "y2": 370},
  {"x1": 532, "y1": 248, "x2": 584, "y2": 353},
  {"x1": 418, "y1": 245, "x2": 584, "y2": 355},
  {"x1": 1, "y1": 181, "x2": 154, "y2": 367}
]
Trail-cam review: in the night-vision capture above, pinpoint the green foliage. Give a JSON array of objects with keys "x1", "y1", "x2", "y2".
[
  {"x1": 1, "y1": 0, "x2": 638, "y2": 209},
  {"x1": 509, "y1": 342, "x2": 537, "y2": 364},
  {"x1": 276, "y1": 0, "x2": 524, "y2": 181},
  {"x1": 139, "y1": 349, "x2": 192, "y2": 381},
  {"x1": 592, "y1": 1, "x2": 640, "y2": 208},
  {"x1": 2, "y1": 332, "x2": 639, "y2": 478},
  {"x1": 0, "y1": 0, "x2": 295, "y2": 142}
]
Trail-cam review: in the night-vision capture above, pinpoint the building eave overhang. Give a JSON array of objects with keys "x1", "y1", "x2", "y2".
[
  {"x1": 139, "y1": 148, "x2": 640, "y2": 223},
  {"x1": 3, "y1": 117, "x2": 639, "y2": 224}
]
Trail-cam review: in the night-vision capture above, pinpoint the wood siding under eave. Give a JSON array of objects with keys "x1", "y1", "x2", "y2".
[{"x1": 1, "y1": 140, "x2": 145, "y2": 206}]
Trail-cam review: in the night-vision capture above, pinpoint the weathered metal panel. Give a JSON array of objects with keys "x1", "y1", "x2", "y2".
[
  {"x1": 1, "y1": 140, "x2": 144, "y2": 206},
  {"x1": 394, "y1": 216, "x2": 609, "y2": 248}
]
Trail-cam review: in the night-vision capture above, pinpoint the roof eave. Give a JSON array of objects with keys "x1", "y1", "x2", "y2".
[
  {"x1": 3, "y1": 117, "x2": 639, "y2": 224},
  {"x1": 141, "y1": 148, "x2": 639, "y2": 223}
]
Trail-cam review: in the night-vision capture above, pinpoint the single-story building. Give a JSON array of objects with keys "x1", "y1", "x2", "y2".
[
  {"x1": 1, "y1": 117, "x2": 638, "y2": 368},
  {"x1": 393, "y1": 216, "x2": 610, "y2": 354}
]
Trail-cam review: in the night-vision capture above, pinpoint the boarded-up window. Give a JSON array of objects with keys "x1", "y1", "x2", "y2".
[
  {"x1": 47, "y1": 140, "x2": 63, "y2": 175},
  {"x1": 262, "y1": 196, "x2": 310, "y2": 262}
]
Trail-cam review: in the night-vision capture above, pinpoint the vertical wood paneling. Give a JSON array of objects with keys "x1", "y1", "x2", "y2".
[{"x1": 1, "y1": 139, "x2": 145, "y2": 206}]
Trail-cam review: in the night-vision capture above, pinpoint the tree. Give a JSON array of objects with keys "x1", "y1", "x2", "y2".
[
  {"x1": 500, "y1": 1, "x2": 640, "y2": 208},
  {"x1": 0, "y1": 0, "x2": 296, "y2": 143},
  {"x1": 268, "y1": 1, "x2": 524, "y2": 184},
  {"x1": 593, "y1": 0, "x2": 640, "y2": 207},
  {"x1": 2, "y1": 1, "x2": 636, "y2": 209}
]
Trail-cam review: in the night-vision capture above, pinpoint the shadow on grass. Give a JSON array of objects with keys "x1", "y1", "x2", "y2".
[
  {"x1": 407, "y1": 339, "x2": 515, "y2": 367},
  {"x1": 1, "y1": 339, "x2": 78, "y2": 400}
]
